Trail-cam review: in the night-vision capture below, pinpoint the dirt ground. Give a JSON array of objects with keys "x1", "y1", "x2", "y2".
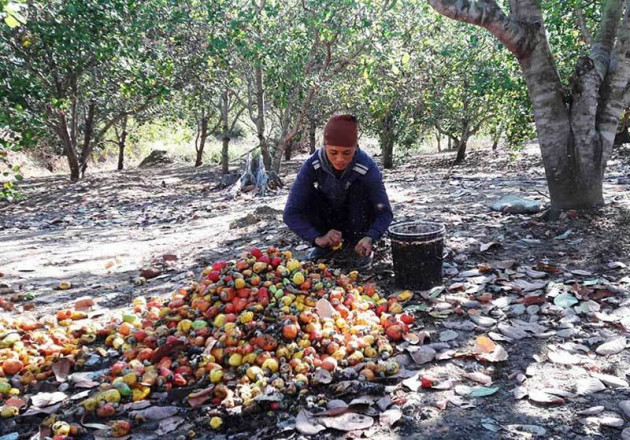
[{"x1": 1, "y1": 144, "x2": 630, "y2": 440}]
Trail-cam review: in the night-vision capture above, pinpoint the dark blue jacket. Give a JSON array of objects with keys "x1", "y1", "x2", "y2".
[{"x1": 283, "y1": 148, "x2": 393, "y2": 244}]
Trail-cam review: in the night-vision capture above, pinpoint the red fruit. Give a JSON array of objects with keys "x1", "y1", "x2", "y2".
[
  {"x1": 224, "y1": 313, "x2": 237, "y2": 323},
  {"x1": 385, "y1": 324, "x2": 403, "y2": 341},
  {"x1": 220, "y1": 288, "x2": 235, "y2": 302},
  {"x1": 208, "y1": 271, "x2": 221, "y2": 282},
  {"x1": 283, "y1": 324, "x2": 299, "y2": 340},
  {"x1": 212, "y1": 261, "x2": 227, "y2": 271},
  {"x1": 271, "y1": 257, "x2": 282, "y2": 268},
  {"x1": 270, "y1": 402, "x2": 280, "y2": 411},
  {"x1": 110, "y1": 361, "x2": 128, "y2": 376},
  {"x1": 400, "y1": 312, "x2": 415, "y2": 324},
  {"x1": 376, "y1": 304, "x2": 388, "y2": 316},
  {"x1": 251, "y1": 248, "x2": 263, "y2": 259},
  {"x1": 421, "y1": 376, "x2": 434, "y2": 388},
  {"x1": 172, "y1": 373, "x2": 187, "y2": 387},
  {"x1": 133, "y1": 330, "x2": 147, "y2": 342},
  {"x1": 258, "y1": 255, "x2": 270, "y2": 264}
]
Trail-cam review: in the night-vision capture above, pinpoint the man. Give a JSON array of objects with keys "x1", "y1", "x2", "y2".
[{"x1": 283, "y1": 114, "x2": 393, "y2": 266}]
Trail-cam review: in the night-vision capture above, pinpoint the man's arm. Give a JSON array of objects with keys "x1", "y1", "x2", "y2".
[
  {"x1": 363, "y1": 166, "x2": 393, "y2": 241},
  {"x1": 283, "y1": 161, "x2": 322, "y2": 243}
]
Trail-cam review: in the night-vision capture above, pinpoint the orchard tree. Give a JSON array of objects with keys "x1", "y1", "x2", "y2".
[{"x1": 428, "y1": 0, "x2": 630, "y2": 215}]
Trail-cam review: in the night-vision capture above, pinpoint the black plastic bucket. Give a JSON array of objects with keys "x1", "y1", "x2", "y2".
[{"x1": 388, "y1": 220, "x2": 446, "y2": 290}]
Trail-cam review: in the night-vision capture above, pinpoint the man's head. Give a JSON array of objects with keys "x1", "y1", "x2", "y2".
[{"x1": 323, "y1": 114, "x2": 358, "y2": 171}]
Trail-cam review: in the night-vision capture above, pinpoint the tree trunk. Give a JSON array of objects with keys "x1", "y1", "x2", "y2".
[
  {"x1": 79, "y1": 100, "x2": 96, "y2": 178},
  {"x1": 195, "y1": 115, "x2": 208, "y2": 167},
  {"x1": 454, "y1": 138, "x2": 467, "y2": 164},
  {"x1": 254, "y1": 66, "x2": 272, "y2": 169},
  {"x1": 381, "y1": 113, "x2": 395, "y2": 169},
  {"x1": 427, "y1": 0, "x2": 625, "y2": 217},
  {"x1": 447, "y1": 136, "x2": 452, "y2": 150},
  {"x1": 220, "y1": 91, "x2": 230, "y2": 174},
  {"x1": 56, "y1": 113, "x2": 81, "y2": 182},
  {"x1": 436, "y1": 132, "x2": 441, "y2": 152},
  {"x1": 308, "y1": 117, "x2": 317, "y2": 153},
  {"x1": 117, "y1": 116, "x2": 128, "y2": 171},
  {"x1": 453, "y1": 122, "x2": 470, "y2": 165},
  {"x1": 284, "y1": 140, "x2": 293, "y2": 161}
]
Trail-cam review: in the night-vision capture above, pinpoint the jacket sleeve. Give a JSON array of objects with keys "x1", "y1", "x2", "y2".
[
  {"x1": 364, "y1": 166, "x2": 393, "y2": 241},
  {"x1": 283, "y1": 161, "x2": 322, "y2": 244}
]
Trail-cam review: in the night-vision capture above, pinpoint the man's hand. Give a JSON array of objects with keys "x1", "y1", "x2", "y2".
[
  {"x1": 315, "y1": 229, "x2": 342, "y2": 248},
  {"x1": 354, "y1": 236, "x2": 373, "y2": 257}
]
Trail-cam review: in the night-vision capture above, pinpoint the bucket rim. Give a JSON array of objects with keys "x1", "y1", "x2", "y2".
[{"x1": 388, "y1": 220, "x2": 445, "y2": 239}]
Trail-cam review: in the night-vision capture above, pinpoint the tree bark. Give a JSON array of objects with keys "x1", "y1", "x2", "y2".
[
  {"x1": 284, "y1": 140, "x2": 293, "y2": 161},
  {"x1": 254, "y1": 66, "x2": 271, "y2": 169},
  {"x1": 381, "y1": 113, "x2": 394, "y2": 169},
  {"x1": 427, "y1": 0, "x2": 629, "y2": 216},
  {"x1": 308, "y1": 117, "x2": 317, "y2": 153},
  {"x1": 436, "y1": 132, "x2": 441, "y2": 152},
  {"x1": 79, "y1": 100, "x2": 96, "y2": 178},
  {"x1": 195, "y1": 115, "x2": 208, "y2": 167},
  {"x1": 56, "y1": 113, "x2": 81, "y2": 182},
  {"x1": 220, "y1": 91, "x2": 230, "y2": 174},
  {"x1": 117, "y1": 116, "x2": 128, "y2": 171}
]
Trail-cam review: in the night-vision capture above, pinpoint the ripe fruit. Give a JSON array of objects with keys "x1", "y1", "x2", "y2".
[
  {"x1": 282, "y1": 324, "x2": 299, "y2": 340},
  {"x1": 2, "y1": 359, "x2": 23, "y2": 375},
  {"x1": 210, "y1": 416, "x2": 223, "y2": 429}
]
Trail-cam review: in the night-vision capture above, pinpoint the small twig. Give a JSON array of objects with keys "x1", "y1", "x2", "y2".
[{"x1": 535, "y1": 189, "x2": 550, "y2": 199}]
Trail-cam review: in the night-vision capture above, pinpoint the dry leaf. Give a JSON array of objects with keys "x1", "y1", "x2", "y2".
[
  {"x1": 30, "y1": 391, "x2": 67, "y2": 408},
  {"x1": 464, "y1": 372, "x2": 493, "y2": 385},
  {"x1": 474, "y1": 336, "x2": 496, "y2": 354},
  {"x1": 296, "y1": 410, "x2": 326, "y2": 435},
  {"x1": 408, "y1": 346, "x2": 436, "y2": 364},
  {"x1": 596, "y1": 336, "x2": 626, "y2": 356},
  {"x1": 52, "y1": 358, "x2": 72, "y2": 382},
  {"x1": 380, "y1": 408, "x2": 402, "y2": 428},
  {"x1": 319, "y1": 413, "x2": 374, "y2": 431},
  {"x1": 528, "y1": 389, "x2": 565, "y2": 404},
  {"x1": 316, "y1": 298, "x2": 335, "y2": 319}
]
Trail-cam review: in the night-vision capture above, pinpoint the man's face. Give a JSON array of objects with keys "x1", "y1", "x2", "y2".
[{"x1": 325, "y1": 145, "x2": 356, "y2": 171}]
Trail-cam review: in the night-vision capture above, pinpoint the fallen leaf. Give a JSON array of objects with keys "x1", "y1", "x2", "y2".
[
  {"x1": 379, "y1": 408, "x2": 402, "y2": 428},
  {"x1": 505, "y1": 425, "x2": 547, "y2": 436},
  {"x1": 554, "y1": 293, "x2": 579, "y2": 308},
  {"x1": 469, "y1": 386, "x2": 499, "y2": 398},
  {"x1": 476, "y1": 344, "x2": 508, "y2": 362},
  {"x1": 591, "y1": 373, "x2": 629, "y2": 388},
  {"x1": 548, "y1": 349, "x2": 582, "y2": 365},
  {"x1": 474, "y1": 336, "x2": 496, "y2": 354},
  {"x1": 408, "y1": 346, "x2": 436, "y2": 364},
  {"x1": 319, "y1": 413, "x2": 374, "y2": 431},
  {"x1": 30, "y1": 391, "x2": 67, "y2": 408},
  {"x1": 130, "y1": 406, "x2": 179, "y2": 421},
  {"x1": 314, "y1": 368, "x2": 332, "y2": 384},
  {"x1": 52, "y1": 358, "x2": 72, "y2": 382},
  {"x1": 576, "y1": 378, "x2": 606, "y2": 395},
  {"x1": 578, "y1": 406, "x2": 605, "y2": 416},
  {"x1": 439, "y1": 330, "x2": 459, "y2": 342},
  {"x1": 316, "y1": 299, "x2": 335, "y2": 319},
  {"x1": 296, "y1": 410, "x2": 326, "y2": 435},
  {"x1": 187, "y1": 386, "x2": 214, "y2": 408},
  {"x1": 596, "y1": 336, "x2": 626, "y2": 356},
  {"x1": 156, "y1": 416, "x2": 186, "y2": 435},
  {"x1": 469, "y1": 314, "x2": 496, "y2": 327},
  {"x1": 464, "y1": 372, "x2": 493, "y2": 385},
  {"x1": 528, "y1": 389, "x2": 565, "y2": 404},
  {"x1": 480, "y1": 242, "x2": 500, "y2": 252}
]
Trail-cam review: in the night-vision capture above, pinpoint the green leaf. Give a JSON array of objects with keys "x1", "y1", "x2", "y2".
[
  {"x1": 4, "y1": 14, "x2": 20, "y2": 28},
  {"x1": 401, "y1": 52, "x2": 410, "y2": 65},
  {"x1": 469, "y1": 387, "x2": 499, "y2": 398}
]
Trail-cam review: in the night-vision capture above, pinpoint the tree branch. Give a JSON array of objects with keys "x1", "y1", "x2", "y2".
[
  {"x1": 427, "y1": 0, "x2": 530, "y2": 57},
  {"x1": 575, "y1": 6, "x2": 594, "y2": 46},
  {"x1": 591, "y1": 0, "x2": 623, "y2": 79}
]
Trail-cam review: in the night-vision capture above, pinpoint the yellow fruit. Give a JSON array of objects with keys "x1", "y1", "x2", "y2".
[
  {"x1": 287, "y1": 259, "x2": 301, "y2": 272},
  {"x1": 213, "y1": 314, "x2": 226, "y2": 328},
  {"x1": 246, "y1": 366, "x2": 263, "y2": 380},
  {"x1": 122, "y1": 372, "x2": 137, "y2": 386},
  {"x1": 98, "y1": 389, "x2": 121, "y2": 404},
  {"x1": 210, "y1": 369, "x2": 224, "y2": 384},
  {"x1": 262, "y1": 358, "x2": 279, "y2": 373},
  {"x1": 210, "y1": 416, "x2": 223, "y2": 429},
  {"x1": 1, "y1": 406, "x2": 19, "y2": 418},
  {"x1": 234, "y1": 278, "x2": 246, "y2": 289},
  {"x1": 177, "y1": 319, "x2": 193, "y2": 333},
  {"x1": 52, "y1": 421, "x2": 71, "y2": 436},
  {"x1": 228, "y1": 353, "x2": 243, "y2": 367},
  {"x1": 292, "y1": 272, "x2": 305, "y2": 286},
  {"x1": 58, "y1": 281, "x2": 72, "y2": 290},
  {"x1": 240, "y1": 311, "x2": 254, "y2": 324},
  {"x1": 132, "y1": 387, "x2": 150, "y2": 402},
  {"x1": 81, "y1": 398, "x2": 99, "y2": 411}
]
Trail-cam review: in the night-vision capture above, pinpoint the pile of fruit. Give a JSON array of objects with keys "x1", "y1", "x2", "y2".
[{"x1": 0, "y1": 246, "x2": 417, "y2": 435}]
